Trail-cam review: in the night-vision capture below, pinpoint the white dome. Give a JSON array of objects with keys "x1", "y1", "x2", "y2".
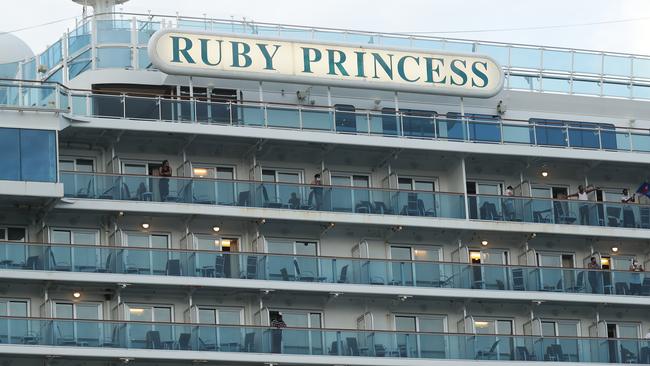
[{"x1": 0, "y1": 33, "x2": 34, "y2": 64}]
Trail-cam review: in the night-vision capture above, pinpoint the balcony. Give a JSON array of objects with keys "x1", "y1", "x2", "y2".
[
  {"x1": 0, "y1": 316, "x2": 647, "y2": 363},
  {"x1": 66, "y1": 93, "x2": 650, "y2": 154},
  {"x1": 60, "y1": 172, "x2": 650, "y2": 232},
  {"x1": 471, "y1": 194, "x2": 650, "y2": 229},
  {"x1": 60, "y1": 172, "x2": 466, "y2": 219},
  {"x1": 1, "y1": 242, "x2": 648, "y2": 298}
]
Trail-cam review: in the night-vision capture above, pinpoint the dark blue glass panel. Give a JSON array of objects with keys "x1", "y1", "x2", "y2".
[
  {"x1": 439, "y1": 113, "x2": 466, "y2": 140},
  {"x1": 334, "y1": 104, "x2": 357, "y2": 133},
  {"x1": 0, "y1": 128, "x2": 20, "y2": 181},
  {"x1": 466, "y1": 113, "x2": 501, "y2": 142},
  {"x1": 401, "y1": 109, "x2": 436, "y2": 138},
  {"x1": 19, "y1": 129, "x2": 56, "y2": 182},
  {"x1": 530, "y1": 119, "x2": 567, "y2": 146}
]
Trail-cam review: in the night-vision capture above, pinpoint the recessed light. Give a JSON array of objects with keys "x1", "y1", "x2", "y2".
[
  {"x1": 141, "y1": 223, "x2": 150, "y2": 229},
  {"x1": 212, "y1": 226, "x2": 220, "y2": 232},
  {"x1": 481, "y1": 240, "x2": 489, "y2": 246},
  {"x1": 541, "y1": 171, "x2": 549, "y2": 177},
  {"x1": 611, "y1": 246, "x2": 619, "y2": 253},
  {"x1": 72, "y1": 292, "x2": 81, "y2": 298}
]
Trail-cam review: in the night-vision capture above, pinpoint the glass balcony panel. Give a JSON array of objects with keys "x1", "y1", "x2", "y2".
[
  {"x1": 68, "y1": 23, "x2": 91, "y2": 56},
  {"x1": 267, "y1": 107, "x2": 300, "y2": 128},
  {"x1": 237, "y1": 105, "x2": 265, "y2": 126},
  {"x1": 542, "y1": 49, "x2": 572, "y2": 72},
  {"x1": 476, "y1": 44, "x2": 509, "y2": 67},
  {"x1": 444, "y1": 41, "x2": 473, "y2": 53},
  {"x1": 602, "y1": 82, "x2": 630, "y2": 98},
  {"x1": 124, "y1": 96, "x2": 159, "y2": 120},
  {"x1": 0, "y1": 85, "x2": 19, "y2": 107},
  {"x1": 277, "y1": 27, "x2": 313, "y2": 40},
  {"x1": 572, "y1": 79, "x2": 600, "y2": 95},
  {"x1": 614, "y1": 131, "x2": 631, "y2": 151},
  {"x1": 39, "y1": 40, "x2": 63, "y2": 73},
  {"x1": 632, "y1": 57, "x2": 650, "y2": 78},
  {"x1": 256, "y1": 25, "x2": 281, "y2": 37},
  {"x1": 633, "y1": 84, "x2": 650, "y2": 100},
  {"x1": 91, "y1": 94, "x2": 123, "y2": 118},
  {"x1": 345, "y1": 32, "x2": 376, "y2": 45},
  {"x1": 177, "y1": 19, "x2": 210, "y2": 31},
  {"x1": 631, "y1": 133, "x2": 650, "y2": 152},
  {"x1": 22, "y1": 58, "x2": 36, "y2": 80},
  {"x1": 138, "y1": 48, "x2": 152, "y2": 69},
  {"x1": 68, "y1": 49, "x2": 92, "y2": 80},
  {"x1": 378, "y1": 36, "x2": 410, "y2": 48},
  {"x1": 313, "y1": 30, "x2": 344, "y2": 42},
  {"x1": 70, "y1": 94, "x2": 88, "y2": 116},
  {"x1": 510, "y1": 47, "x2": 541, "y2": 69},
  {"x1": 137, "y1": 20, "x2": 160, "y2": 44},
  {"x1": 400, "y1": 115, "x2": 434, "y2": 138},
  {"x1": 208, "y1": 101, "x2": 234, "y2": 125},
  {"x1": 603, "y1": 55, "x2": 631, "y2": 77},
  {"x1": 160, "y1": 99, "x2": 194, "y2": 122},
  {"x1": 502, "y1": 124, "x2": 532, "y2": 144},
  {"x1": 301, "y1": 108, "x2": 333, "y2": 131},
  {"x1": 468, "y1": 118, "x2": 501, "y2": 143},
  {"x1": 96, "y1": 19, "x2": 131, "y2": 44},
  {"x1": 370, "y1": 113, "x2": 399, "y2": 136},
  {"x1": 411, "y1": 38, "x2": 444, "y2": 51},
  {"x1": 437, "y1": 116, "x2": 466, "y2": 140},
  {"x1": 509, "y1": 74, "x2": 539, "y2": 91},
  {"x1": 573, "y1": 52, "x2": 602, "y2": 74},
  {"x1": 541, "y1": 77, "x2": 570, "y2": 93},
  {"x1": 96, "y1": 47, "x2": 132, "y2": 69},
  {"x1": 567, "y1": 123, "x2": 599, "y2": 149}
]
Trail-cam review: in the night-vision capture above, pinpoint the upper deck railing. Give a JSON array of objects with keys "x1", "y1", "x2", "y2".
[
  {"x1": 5, "y1": 11, "x2": 650, "y2": 101},
  {"x1": 3, "y1": 80, "x2": 650, "y2": 154}
]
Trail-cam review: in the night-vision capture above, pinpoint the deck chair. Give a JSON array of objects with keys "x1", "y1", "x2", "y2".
[
  {"x1": 476, "y1": 340, "x2": 499, "y2": 359},
  {"x1": 165, "y1": 259, "x2": 181, "y2": 276},
  {"x1": 145, "y1": 330, "x2": 162, "y2": 349}
]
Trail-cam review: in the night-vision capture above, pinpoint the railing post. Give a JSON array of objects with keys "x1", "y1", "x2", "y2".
[
  {"x1": 597, "y1": 126, "x2": 602, "y2": 150},
  {"x1": 157, "y1": 96, "x2": 162, "y2": 120},
  {"x1": 298, "y1": 106, "x2": 303, "y2": 130},
  {"x1": 332, "y1": 108, "x2": 336, "y2": 132},
  {"x1": 121, "y1": 94, "x2": 126, "y2": 118},
  {"x1": 228, "y1": 101, "x2": 233, "y2": 125}
]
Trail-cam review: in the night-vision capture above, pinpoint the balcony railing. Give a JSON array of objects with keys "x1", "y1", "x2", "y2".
[
  {"x1": 60, "y1": 172, "x2": 466, "y2": 219},
  {"x1": 3, "y1": 81, "x2": 650, "y2": 154},
  {"x1": 0, "y1": 316, "x2": 649, "y2": 363},
  {"x1": 0, "y1": 317, "x2": 650, "y2": 364},
  {"x1": 70, "y1": 93, "x2": 650, "y2": 153},
  {"x1": 61, "y1": 172, "x2": 650, "y2": 230},
  {"x1": 2, "y1": 241, "x2": 648, "y2": 297},
  {"x1": 6, "y1": 12, "x2": 650, "y2": 101},
  {"x1": 471, "y1": 194, "x2": 650, "y2": 229}
]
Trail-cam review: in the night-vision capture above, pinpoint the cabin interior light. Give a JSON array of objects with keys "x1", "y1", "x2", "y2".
[
  {"x1": 481, "y1": 240, "x2": 489, "y2": 246},
  {"x1": 128, "y1": 308, "x2": 144, "y2": 315},
  {"x1": 221, "y1": 239, "x2": 231, "y2": 248},
  {"x1": 474, "y1": 321, "x2": 490, "y2": 328},
  {"x1": 193, "y1": 168, "x2": 209, "y2": 177},
  {"x1": 72, "y1": 291, "x2": 81, "y2": 299},
  {"x1": 141, "y1": 223, "x2": 150, "y2": 229},
  {"x1": 213, "y1": 239, "x2": 220, "y2": 247}
]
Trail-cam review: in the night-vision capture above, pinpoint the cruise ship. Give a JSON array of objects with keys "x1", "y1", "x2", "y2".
[{"x1": 1, "y1": 0, "x2": 650, "y2": 365}]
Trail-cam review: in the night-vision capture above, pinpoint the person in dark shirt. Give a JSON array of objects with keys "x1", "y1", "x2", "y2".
[
  {"x1": 270, "y1": 313, "x2": 287, "y2": 353},
  {"x1": 158, "y1": 160, "x2": 172, "y2": 201}
]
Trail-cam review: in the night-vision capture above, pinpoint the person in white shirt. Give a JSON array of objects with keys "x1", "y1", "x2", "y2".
[{"x1": 568, "y1": 185, "x2": 598, "y2": 225}]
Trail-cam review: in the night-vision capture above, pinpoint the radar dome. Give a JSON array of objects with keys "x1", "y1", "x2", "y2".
[{"x1": 0, "y1": 33, "x2": 34, "y2": 64}]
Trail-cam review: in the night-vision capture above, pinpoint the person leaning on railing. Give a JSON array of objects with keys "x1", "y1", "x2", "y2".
[
  {"x1": 629, "y1": 258, "x2": 644, "y2": 295},
  {"x1": 567, "y1": 185, "x2": 598, "y2": 225}
]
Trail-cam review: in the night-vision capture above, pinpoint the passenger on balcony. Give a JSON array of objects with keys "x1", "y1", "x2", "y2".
[
  {"x1": 567, "y1": 185, "x2": 597, "y2": 225},
  {"x1": 270, "y1": 312, "x2": 287, "y2": 353},
  {"x1": 308, "y1": 173, "x2": 324, "y2": 210},
  {"x1": 289, "y1": 192, "x2": 301, "y2": 209},
  {"x1": 629, "y1": 258, "x2": 644, "y2": 295},
  {"x1": 621, "y1": 189, "x2": 636, "y2": 228},
  {"x1": 587, "y1": 256, "x2": 602, "y2": 294},
  {"x1": 503, "y1": 186, "x2": 516, "y2": 221},
  {"x1": 158, "y1": 160, "x2": 172, "y2": 201}
]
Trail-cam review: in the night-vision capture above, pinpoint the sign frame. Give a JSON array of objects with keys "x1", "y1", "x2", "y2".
[{"x1": 148, "y1": 28, "x2": 504, "y2": 98}]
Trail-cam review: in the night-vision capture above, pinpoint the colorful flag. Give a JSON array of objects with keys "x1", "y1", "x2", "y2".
[{"x1": 637, "y1": 182, "x2": 650, "y2": 198}]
